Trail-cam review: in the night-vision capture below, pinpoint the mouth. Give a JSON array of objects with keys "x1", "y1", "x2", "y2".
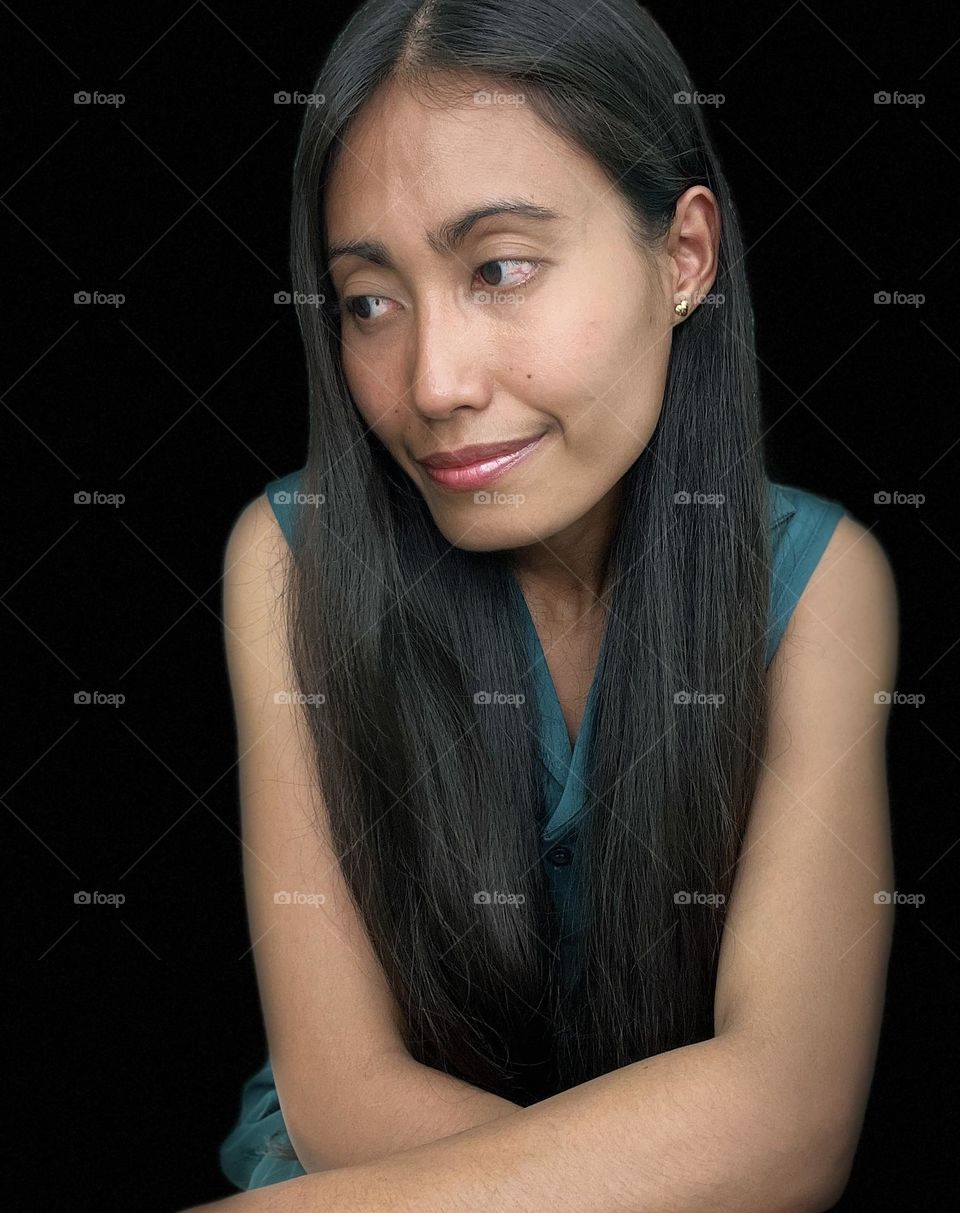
[{"x1": 416, "y1": 434, "x2": 546, "y2": 491}]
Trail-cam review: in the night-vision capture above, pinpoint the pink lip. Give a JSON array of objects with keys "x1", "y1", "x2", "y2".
[{"x1": 419, "y1": 435, "x2": 545, "y2": 490}]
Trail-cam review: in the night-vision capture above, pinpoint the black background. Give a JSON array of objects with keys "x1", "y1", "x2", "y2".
[{"x1": 4, "y1": 2, "x2": 957, "y2": 1209}]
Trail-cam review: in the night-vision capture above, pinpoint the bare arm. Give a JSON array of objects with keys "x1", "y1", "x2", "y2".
[
  {"x1": 188, "y1": 1029, "x2": 832, "y2": 1213},
  {"x1": 221, "y1": 494, "x2": 519, "y2": 1173},
  {"x1": 293, "y1": 1052, "x2": 519, "y2": 1173},
  {"x1": 188, "y1": 514, "x2": 895, "y2": 1212}
]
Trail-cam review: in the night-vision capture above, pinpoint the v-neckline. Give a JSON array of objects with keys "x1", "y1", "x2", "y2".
[
  {"x1": 510, "y1": 576, "x2": 603, "y2": 774},
  {"x1": 504, "y1": 480, "x2": 790, "y2": 817}
]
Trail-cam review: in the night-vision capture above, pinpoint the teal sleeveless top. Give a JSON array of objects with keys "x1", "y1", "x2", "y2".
[{"x1": 219, "y1": 472, "x2": 846, "y2": 1191}]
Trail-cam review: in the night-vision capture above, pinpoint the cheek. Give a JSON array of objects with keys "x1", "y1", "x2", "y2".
[
  {"x1": 532, "y1": 277, "x2": 647, "y2": 378},
  {"x1": 530, "y1": 308, "x2": 632, "y2": 409},
  {"x1": 342, "y1": 344, "x2": 405, "y2": 435},
  {"x1": 541, "y1": 302, "x2": 666, "y2": 448}
]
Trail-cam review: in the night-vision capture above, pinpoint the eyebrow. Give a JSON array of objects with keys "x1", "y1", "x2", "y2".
[{"x1": 326, "y1": 199, "x2": 565, "y2": 270}]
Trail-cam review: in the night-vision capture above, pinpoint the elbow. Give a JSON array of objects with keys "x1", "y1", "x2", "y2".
[
  {"x1": 797, "y1": 1138, "x2": 857, "y2": 1213},
  {"x1": 731, "y1": 1085, "x2": 861, "y2": 1213},
  {"x1": 285, "y1": 1120, "x2": 350, "y2": 1173},
  {"x1": 766, "y1": 1110, "x2": 860, "y2": 1213},
  {"x1": 749, "y1": 1157, "x2": 847, "y2": 1213},
  {"x1": 785, "y1": 1168, "x2": 852, "y2": 1213},
  {"x1": 284, "y1": 1102, "x2": 347, "y2": 1173},
  {"x1": 800, "y1": 1098, "x2": 865, "y2": 1212},
  {"x1": 751, "y1": 1159, "x2": 850, "y2": 1213}
]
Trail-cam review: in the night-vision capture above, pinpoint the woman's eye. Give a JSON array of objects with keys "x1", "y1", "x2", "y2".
[
  {"x1": 343, "y1": 295, "x2": 396, "y2": 323},
  {"x1": 339, "y1": 259, "x2": 543, "y2": 327},
  {"x1": 472, "y1": 258, "x2": 542, "y2": 292}
]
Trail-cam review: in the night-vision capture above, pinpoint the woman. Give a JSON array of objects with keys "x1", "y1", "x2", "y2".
[{"x1": 201, "y1": 0, "x2": 897, "y2": 1209}]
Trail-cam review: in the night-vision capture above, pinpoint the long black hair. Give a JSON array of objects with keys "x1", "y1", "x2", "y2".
[{"x1": 277, "y1": 0, "x2": 770, "y2": 1113}]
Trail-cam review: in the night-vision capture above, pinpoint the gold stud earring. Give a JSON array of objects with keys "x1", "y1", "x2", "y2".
[{"x1": 674, "y1": 298, "x2": 689, "y2": 317}]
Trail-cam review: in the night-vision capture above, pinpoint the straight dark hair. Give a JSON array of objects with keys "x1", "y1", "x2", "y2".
[{"x1": 268, "y1": 0, "x2": 771, "y2": 1145}]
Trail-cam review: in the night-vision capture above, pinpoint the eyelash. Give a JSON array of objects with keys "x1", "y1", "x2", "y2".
[{"x1": 327, "y1": 258, "x2": 544, "y2": 327}]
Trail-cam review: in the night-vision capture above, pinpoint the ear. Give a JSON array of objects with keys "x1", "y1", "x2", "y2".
[{"x1": 665, "y1": 186, "x2": 721, "y2": 320}]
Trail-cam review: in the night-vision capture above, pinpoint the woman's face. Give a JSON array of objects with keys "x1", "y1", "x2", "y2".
[{"x1": 323, "y1": 76, "x2": 712, "y2": 554}]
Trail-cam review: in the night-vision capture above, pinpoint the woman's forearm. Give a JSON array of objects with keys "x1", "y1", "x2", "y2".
[
  {"x1": 289, "y1": 1051, "x2": 521, "y2": 1172},
  {"x1": 187, "y1": 1029, "x2": 841, "y2": 1213}
]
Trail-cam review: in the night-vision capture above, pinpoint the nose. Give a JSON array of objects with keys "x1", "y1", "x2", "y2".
[{"x1": 407, "y1": 294, "x2": 491, "y2": 419}]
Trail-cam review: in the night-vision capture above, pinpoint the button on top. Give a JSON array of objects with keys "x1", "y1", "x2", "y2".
[{"x1": 546, "y1": 844, "x2": 573, "y2": 866}]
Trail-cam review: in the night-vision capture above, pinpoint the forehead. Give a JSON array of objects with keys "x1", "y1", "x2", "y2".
[{"x1": 323, "y1": 77, "x2": 603, "y2": 246}]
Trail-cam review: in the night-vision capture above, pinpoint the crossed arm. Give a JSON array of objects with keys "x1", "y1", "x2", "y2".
[
  {"x1": 192, "y1": 1026, "x2": 846, "y2": 1212},
  {"x1": 196, "y1": 509, "x2": 895, "y2": 1211}
]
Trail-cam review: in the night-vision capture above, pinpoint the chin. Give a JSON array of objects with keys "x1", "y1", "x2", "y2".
[{"x1": 433, "y1": 512, "x2": 544, "y2": 553}]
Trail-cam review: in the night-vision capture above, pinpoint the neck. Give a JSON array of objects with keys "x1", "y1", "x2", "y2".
[{"x1": 508, "y1": 479, "x2": 623, "y2": 623}]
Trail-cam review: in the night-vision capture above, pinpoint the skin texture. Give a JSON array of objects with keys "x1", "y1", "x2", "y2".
[
  {"x1": 186, "y1": 74, "x2": 896, "y2": 1213},
  {"x1": 193, "y1": 507, "x2": 898, "y2": 1213},
  {"x1": 324, "y1": 75, "x2": 719, "y2": 618}
]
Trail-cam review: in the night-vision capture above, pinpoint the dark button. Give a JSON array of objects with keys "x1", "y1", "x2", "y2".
[{"x1": 546, "y1": 844, "x2": 573, "y2": 866}]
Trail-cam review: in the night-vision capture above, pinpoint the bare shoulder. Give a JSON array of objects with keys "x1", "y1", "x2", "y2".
[
  {"x1": 223, "y1": 490, "x2": 290, "y2": 582},
  {"x1": 222, "y1": 491, "x2": 293, "y2": 633},
  {"x1": 717, "y1": 510, "x2": 898, "y2": 1203},
  {"x1": 774, "y1": 512, "x2": 899, "y2": 698},
  {"x1": 221, "y1": 492, "x2": 297, "y2": 705}
]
